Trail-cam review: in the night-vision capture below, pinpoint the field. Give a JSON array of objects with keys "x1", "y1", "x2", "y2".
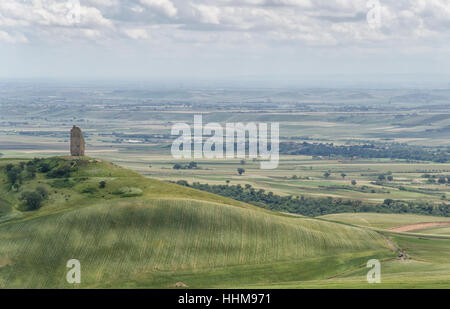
[
  {"x1": 320, "y1": 213, "x2": 450, "y2": 229},
  {"x1": 0, "y1": 157, "x2": 395, "y2": 288},
  {"x1": 0, "y1": 85, "x2": 449, "y2": 289},
  {"x1": 1, "y1": 86, "x2": 448, "y2": 207},
  {"x1": 1, "y1": 157, "x2": 450, "y2": 288}
]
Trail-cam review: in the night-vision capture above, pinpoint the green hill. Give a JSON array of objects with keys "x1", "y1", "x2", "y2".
[{"x1": 0, "y1": 157, "x2": 397, "y2": 288}]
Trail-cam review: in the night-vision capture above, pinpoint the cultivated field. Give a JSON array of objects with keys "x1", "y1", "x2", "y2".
[
  {"x1": 0, "y1": 85, "x2": 449, "y2": 288},
  {"x1": 0, "y1": 158, "x2": 395, "y2": 288}
]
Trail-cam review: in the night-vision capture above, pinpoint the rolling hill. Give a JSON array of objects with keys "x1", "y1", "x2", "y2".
[{"x1": 1, "y1": 157, "x2": 447, "y2": 288}]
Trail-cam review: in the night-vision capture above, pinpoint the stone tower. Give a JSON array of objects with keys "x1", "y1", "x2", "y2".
[{"x1": 70, "y1": 126, "x2": 85, "y2": 156}]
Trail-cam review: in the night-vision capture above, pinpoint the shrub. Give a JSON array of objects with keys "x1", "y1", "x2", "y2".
[
  {"x1": 47, "y1": 164, "x2": 72, "y2": 178},
  {"x1": 6, "y1": 166, "x2": 23, "y2": 188},
  {"x1": 35, "y1": 186, "x2": 49, "y2": 199},
  {"x1": 19, "y1": 191, "x2": 43, "y2": 211}
]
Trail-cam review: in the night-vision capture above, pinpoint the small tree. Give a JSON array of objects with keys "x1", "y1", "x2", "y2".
[
  {"x1": 384, "y1": 199, "x2": 394, "y2": 206},
  {"x1": 173, "y1": 163, "x2": 182, "y2": 170},
  {"x1": 20, "y1": 191, "x2": 43, "y2": 211},
  {"x1": 237, "y1": 168, "x2": 245, "y2": 176},
  {"x1": 340, "y1": 173, "x2": 346, "y2": 179},
  {"x1": 387, "y1": 175, "x2": 394, "y2": 181},
  {"x1": 6, "y1": 166, "x2": 22, "y2": 186},
  {"x1": 351, "y1": 180, "x2": 357, "y2": 186},
  {"x1": 5, "y1": 163, "x2": 14, "y2": 172},
  {"x1": 378, "y1": 174, "x2": 386, "y2": 181},
  {"x1": 438, "y1": 177, "x2": 447, "y2": 184},
  {"x1": 323, "y1": 172, "x2": 331, "y2": 178},
  {"x1": 26, "y1": 164, "x2": 37, "y2": 179},
  {"x1": 99, "y1": 181, "x2": 107, "y2": 189}
]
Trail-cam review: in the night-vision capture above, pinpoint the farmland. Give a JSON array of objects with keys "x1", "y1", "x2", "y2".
[
  {"x1": 1, "y1": 84, "x2": 449, "y2": 208},
  {"x1": 0, "y1": 83, "x2": 449, "y2": 288}
]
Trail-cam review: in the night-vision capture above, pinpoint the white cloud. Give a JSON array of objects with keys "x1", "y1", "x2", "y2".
[
  {"x1": 140, "y1": 0, "x2": 178, "y2": 17},
  {"x1": 123, "y1": 28, "x2": 149, "y2": 40},
  {"x1": 0, "y1": 0, "x2": 449, "y2": 49},
  {"x1": 0, "y1": 30, "x2": 28, "y2": 43}
]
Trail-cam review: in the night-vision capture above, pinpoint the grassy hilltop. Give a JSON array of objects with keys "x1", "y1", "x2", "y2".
[{"x1": 0, "y1": 157, "x2": 449, "y2": 288}]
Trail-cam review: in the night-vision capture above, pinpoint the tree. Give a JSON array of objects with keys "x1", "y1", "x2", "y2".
[
  {"x1": 5, "y1": 163, "x2": 14, "y2": 172},
  {"x1": 173, "y1": 163, "x2": 182, "y2": 170},
  {"x1": 237, "y1": 168, "x2": 245, "y2": 176},
  {"x1": 26, "y1": 164, "x2": 37, "y2": 179},
  {"x1": 378, "y1": 174, "x2": 386, "y2": 181},
  {"x1": 38, "y1": 162, "x2": 51, "y2": 173},
  {"x1": 188, "y1": 162, "x2": 197, "y2": 169},
  {"x1": 387, "y1": 175, "x2": 394, "y2": 181},
  {"x1": 19, "y1": 191, "x2": 43, "y2": 211},
  {"x1": 226, "y1": 180, "x2": 230, "y2": 185},
  {"x1": 438, "y1": 177, "x2": 447, "y2": 184},
  {"x1": 341, "y1": 173, "x2": 346, "y2": 179},
  {"x1": 351, "y1": 180, "x2": 357, "y2": 185},
  {"x1": 99, "y1": 181, "x2": 107, "y2": 189},
  {"x1": 323, "y1": 172, "x2": 331, "y2": 178},
  {"x1": 384, "y1": 199, "x2": 394, "y2": 206},
  {"x1": 6, "y1": 166, "x2": 22, "y2": 186}
]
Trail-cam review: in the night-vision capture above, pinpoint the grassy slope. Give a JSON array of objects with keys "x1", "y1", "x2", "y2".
[
  {"x1": 236, "y1": 235, "x2": 450, "y2": 289},
  {"x1": 0, "y1": 157, "x2": 395, "y2": 288}
]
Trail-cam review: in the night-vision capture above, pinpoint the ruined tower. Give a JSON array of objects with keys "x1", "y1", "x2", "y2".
[{"x1": 70, "y1": 126, "x2": 85, "y2": 156}]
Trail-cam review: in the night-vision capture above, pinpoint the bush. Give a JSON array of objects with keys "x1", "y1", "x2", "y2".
[
  {"x1": 99, "y1": 181, "x2": 107, "y2": 189},
  {"x1": 6, "y1": 166, "x2": 22, "y2": 186},
  {"x1": 47, "y1": 164, "x2": 72, "y2": 178},
  {"x1": 19, "y1": 191, "x2": 43, "y2": 211},
  {"x1": 173, "y1": 164, "x2": 182, "y2": 170},
  {"x1": 35, "y1": 186, "x2": 49, "y2": 199}
]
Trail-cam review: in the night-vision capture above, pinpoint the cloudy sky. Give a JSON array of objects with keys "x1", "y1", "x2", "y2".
[{"x1": 1, "y1": 0, "x2": 449, "y2": 85}]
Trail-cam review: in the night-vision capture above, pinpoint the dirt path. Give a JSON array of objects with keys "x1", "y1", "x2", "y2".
[{"x1": 388, "y1": 222, "x2": 450, "y2": 233}]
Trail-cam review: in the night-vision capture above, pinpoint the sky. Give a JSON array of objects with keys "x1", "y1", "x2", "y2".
[{"x1": 1, "y1": 0, "x2": 449, "y2": 86}]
